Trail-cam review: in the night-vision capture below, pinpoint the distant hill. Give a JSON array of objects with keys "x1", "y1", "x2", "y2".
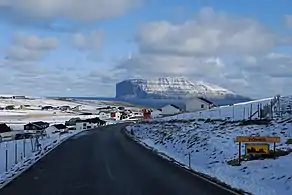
[{"x1": 115, "y1": 77, "x2": 252, "y2": 107}]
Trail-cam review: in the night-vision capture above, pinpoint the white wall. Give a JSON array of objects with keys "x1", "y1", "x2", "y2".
[
  {"x1": 45, "y1": 126, "x2": 58, "y2": 136},
  {"x1": 76, "y1": 122, "x2": 87, "y2": 130},
  {"x1": 186, "y1": 98, "x2": 211, "y2": 112},
  {"x1": 99, "y1": 112, "x2": 110, "y2": 120},
  {"x1": 161, "y1": 105, "x2": 180, "y2": 115}
]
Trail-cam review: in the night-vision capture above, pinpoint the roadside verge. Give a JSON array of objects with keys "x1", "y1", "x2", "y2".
[
  {"x1": 0, "y1": 128, "x2": 95, "y2": 190},
  {"x1": 122, "y1": 126, "x2": 249, "y2": 195}
]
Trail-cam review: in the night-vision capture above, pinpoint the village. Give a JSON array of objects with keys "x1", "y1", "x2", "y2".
[{"x1": 0, "y1": 95, "x2": 215, "y2": 142}]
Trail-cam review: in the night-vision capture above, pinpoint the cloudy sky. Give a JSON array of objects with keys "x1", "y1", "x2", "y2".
[{"x1": 0, "y1": 0, "x2": 292, "y2": 98}]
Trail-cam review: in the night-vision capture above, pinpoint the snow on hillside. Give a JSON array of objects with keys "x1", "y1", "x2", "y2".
[
  {"x1": 0, "y1": 97, "x2": 130, "y2": 129},
  {"x1": 116, "y1": 76, "x2": 244, "y2": 99},
  {"x1": 0, "y1": 98, "x2": 76, "y2": 107},
  {"x1": 126, "y1": 95, "x2": 292, "y2": 195}
]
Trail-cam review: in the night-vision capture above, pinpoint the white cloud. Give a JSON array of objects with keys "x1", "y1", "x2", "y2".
[
  {"x1": 285, "y1": 15, "x2": 292, "y2": 28},
  {"x1": 114, "y1": 7, "x2": 292, "y2": 98},
  {"x1": 0, "y1": 0, "x2": 138, "y2": 20},
  {"x1": 0, "y1": 60, "x2": 116, "y2": 96},
  {"x1": 117, "y1": 53, "x2": 226, "y2": 79},
  {"x1": 5, "y1": 33, "x2": 58, "y2": 61},
  {"x1": 137, "y1": 7, "x2": 275, "y2": 57},
  {"x1": 71, "y1": 30, "x2": 104, "y2": 51},
  {"x1": 237, "y1": 53, "x2": 292, "y2": 78}
]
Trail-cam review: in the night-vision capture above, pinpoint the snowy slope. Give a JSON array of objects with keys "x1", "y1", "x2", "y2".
[{"x1": 126, "y1": 95, "x2": 292, "y2": 195}]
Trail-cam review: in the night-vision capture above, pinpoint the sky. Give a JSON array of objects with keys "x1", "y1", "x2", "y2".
[{"x1": 0, "y1": 0, "x2": 292, "y2": 98}]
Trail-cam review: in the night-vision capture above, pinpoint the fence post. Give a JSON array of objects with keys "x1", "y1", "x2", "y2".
[
  {"x1": 243, "y1": 107, "x2": 245, "y2": 120},
  {"x1": 23, "y1": 138, "x2": 26, "y2": 158},
  {"x1": 30, "y1": 137, "x2": 34, "y2": 152},
  {"x1": 5, "y1": 143, "x2": 8, "y2": 172},
  {"x1": 188, "y1": 151, "x2": 191, "y2": 168},
  {"x1": 15, "y1": 140, "x2": 17, "y2": 164},
  {"x1": 250, "y1": 104, "x2": 253, "y2": 119}
]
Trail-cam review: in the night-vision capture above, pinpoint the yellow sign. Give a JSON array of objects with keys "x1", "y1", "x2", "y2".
[
  {"x1": 245, "y1": 144, "x2": 269, "y2": 155},
  {"x1": 236, "y1": 136, "x2": 280, "y2": 143}
]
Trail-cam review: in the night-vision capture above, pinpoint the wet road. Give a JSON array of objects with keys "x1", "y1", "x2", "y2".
[{"x1": 0, "y1": 124, "x2": 237, "y2": 195}]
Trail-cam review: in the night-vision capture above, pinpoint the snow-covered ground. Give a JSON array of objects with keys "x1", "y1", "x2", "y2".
[
  {"x1": 0, "y1": 130, "x2": 83, "y2": 187},
  {"x1": 0, "y1": 97, "x2": 135, "y2": 129},
  {"x1": 127, "y1": 95, "x2": 292, "y2": 195}
]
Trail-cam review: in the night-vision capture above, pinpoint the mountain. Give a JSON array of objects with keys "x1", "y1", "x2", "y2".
[{"x1": 115, "y1": 77, "x2": 251, "y2": 105}]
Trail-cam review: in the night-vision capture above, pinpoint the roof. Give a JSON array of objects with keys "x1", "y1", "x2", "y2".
[
  {"x1": 84, "y1": 117, "x2": 105, "y2": 123},
  {"x1": 161, "y1": 104, "x2": 181, "y2": 110},
  {"x1": 170, "y1": 104, "x2": 181, "y2": 109},
  {"x1": 25, "y1": 121, "x2": 50, "y2": 129},
  {"x1": 31, "y1": 121, "x2": 50, "y2": 126},
  {"x1": 53, "y1": 124, "x2": 67, "y2": 130},
  {"x1": 198, "y1": 97, "x2": 214, "y2": 105},
  {"x1": 0, "y1": 123, "x2": 11, "y2": 133}
]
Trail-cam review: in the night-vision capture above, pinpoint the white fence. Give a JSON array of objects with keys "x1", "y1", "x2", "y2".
[{"x1": 160, "y1": 95, "x2": 292, "y2": 121}]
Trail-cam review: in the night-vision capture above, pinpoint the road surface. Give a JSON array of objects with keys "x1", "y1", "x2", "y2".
[{"x1": 1, "y1": 124, "x2": 237, "y2": 195}]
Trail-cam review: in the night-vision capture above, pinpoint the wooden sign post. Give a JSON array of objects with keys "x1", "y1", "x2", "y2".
[{"x1": 235, "y1": 136, "x2": 280, "y2": 163}]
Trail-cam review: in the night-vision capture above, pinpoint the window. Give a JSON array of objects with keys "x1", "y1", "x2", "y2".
[{"x1": 201, "y1": 104, "x2": 204, "y2": 108}]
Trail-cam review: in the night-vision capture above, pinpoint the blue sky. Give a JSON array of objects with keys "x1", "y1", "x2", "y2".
[{"x1": 0, "y1": 0, "x2": 292, "y2": 98}]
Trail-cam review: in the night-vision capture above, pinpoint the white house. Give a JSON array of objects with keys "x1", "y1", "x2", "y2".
[
  {"x1": 185, "y1": 97, "x2": 214, "y2": 112},
  {"x1": 151, "y1": 109, "x2": 162, "y2": 118},
  {"x1": 45, "y1": 124, "x2": 68, "y2": 136},
  {"x1": 98, "y1": 111, "x2": 111, "y2": 120},
  {"x1": 161, "y1": 104, "x2": 181, "y2": 115},
  {"x1": 76, "y1": 122, "x2": 88, "y2": 130}
]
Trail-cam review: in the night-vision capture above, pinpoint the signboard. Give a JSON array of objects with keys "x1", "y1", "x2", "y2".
[
  {"x1": 235, "y1": 136, "x2": 280, "y2": 163},
  {"x1": 245, "y1": 144, "x2": 269, "y2": 155},
  {"x1": 236, "y1": 136, "x2": 280, "y2": 143}
]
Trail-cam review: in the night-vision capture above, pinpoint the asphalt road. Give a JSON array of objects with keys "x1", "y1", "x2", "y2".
[{"x1": 0, "y1": 124, "x2": 237, "y2": 195}]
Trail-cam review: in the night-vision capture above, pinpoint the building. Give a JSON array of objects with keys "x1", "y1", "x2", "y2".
[
  {"x1": 5, "y1": 105, "x2": 15, "y2": 110},
  {"x1": 185, "y1": 97, "x2": 214, "y2": 112},
  {"x1": 42, "y1": 106, "x2": 54, "y2": 110},
  {"x1": 0, "y1": 123, "x2": 16, "y2": 140},
  {"x1": 142, "y1": 108, "x2": 151, "y2": 119},
  {"x1": 73, "y1": 105, "x2": 82, "y2": 111},
  {"x1": 161, "y1": 104, "x2": 181, "y2": 115},
  {"x1": 98, "y1": 111, "x2": 111, "y2": 119},
  {"x1": 110, "y1": 112, "x2": 121, "y2": 120},
  {"x1": 151, "y1": 109, "x2": 162, "y2": 118},
  {"x1": 0, "y1": 123, "x2": 11, "y2": 133},
  {"x1": 65, "y1": 117, "x2": 82, "y2": 126},
  {"x1": 45, "y1": 124, "x2": 68, "y2": 135},
  {"x1": 12, "y1": 95, "x2": 26, "y2": 99},
  {"x1": 24, "y1": 121, "x2": 50, "y2": 131},
  {"x1": 60, "y1": 106, "x2": 71, "y2": 111},
  {"x1": 76, "y1": 122, "x2": 88, "y2": 130}
]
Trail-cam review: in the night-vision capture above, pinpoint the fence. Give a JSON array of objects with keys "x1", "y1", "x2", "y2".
[
  {"x1": 165, "y1": 95, "x2": 292, "y2": 121},
  {"x1": 0, "y1": 133, "x2": 60, "y2": 177}
]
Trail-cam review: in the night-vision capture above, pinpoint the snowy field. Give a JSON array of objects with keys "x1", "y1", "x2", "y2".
[
  {"x1": 126, "y1": 95, "x2": 292, "y2": 195},
  {"x1": 0, "y1": 97, "x2": 133, "y2": 129},
  {"x1": 4, "y1": 115, "x2": 101, "y2": 130},
  {"x1": 0, "y1": 130, "x2": 83, "y2": 187}
]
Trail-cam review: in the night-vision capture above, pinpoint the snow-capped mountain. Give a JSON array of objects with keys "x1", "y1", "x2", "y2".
[
  {"x1": 115, "y1": 77, "x2": 251, "y2": 106},
  {"x1": 117, "y1": 77, "x2": 235, "y2": 99}
]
